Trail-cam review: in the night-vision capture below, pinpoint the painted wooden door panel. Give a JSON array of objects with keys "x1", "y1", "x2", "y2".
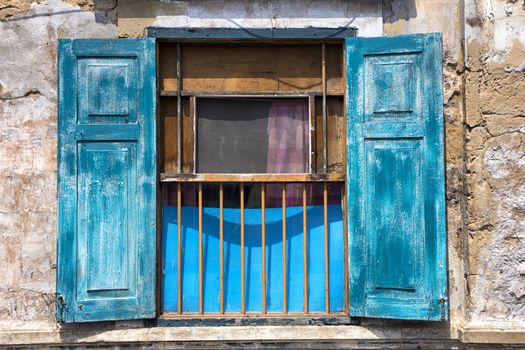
[
  {"x1": 57, "y1": 39, "x2": 156, "y2": 322},
  {"x1": 346, "y1": 34, "x2": 447, "y2": 320}
]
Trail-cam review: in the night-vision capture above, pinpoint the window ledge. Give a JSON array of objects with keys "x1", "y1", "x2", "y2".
[
  {"x1": 459, "y1": 322, "x2": 525, "y2": 344},
  {"x1": 3, "y1": 322, "x2": 525, "y2": 346},
  {"x1": 0, "y1": 322, "x2": 455, "y2": 346}
]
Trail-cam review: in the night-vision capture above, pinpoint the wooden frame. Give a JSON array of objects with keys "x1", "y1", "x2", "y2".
[
  {"x1": 192, "y1": 95, "x2": 313, "y2": 174},
  {"x1": 147, "y1": 27, "x2": 356, "y2": 40},
  {"x1": 156, "y1": 28, "x2": 352, "y2": 319}
]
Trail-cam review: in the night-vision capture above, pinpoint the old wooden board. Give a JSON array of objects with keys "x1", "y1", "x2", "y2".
[
  {"x1": 159, "y1": 43, "x2": 343, "y2": 95},
  {"x1": 315, "y1": 96, "x2": 345, "y2": 173},
  {"x1": 160, "y1": 96, "x2": 194, "y2": 173}
]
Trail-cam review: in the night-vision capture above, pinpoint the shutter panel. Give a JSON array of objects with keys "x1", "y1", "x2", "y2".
[
  {"x1": 57, "y1": 39, "x2": 156, "y2": 322},
  {"x1": 346, "y1": 34, "x2": 447, "y2": 320}
]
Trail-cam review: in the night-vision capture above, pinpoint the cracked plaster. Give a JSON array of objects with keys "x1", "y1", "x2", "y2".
[{"x1": 0, "y1": 0, "x2": 524, "y2": 346}]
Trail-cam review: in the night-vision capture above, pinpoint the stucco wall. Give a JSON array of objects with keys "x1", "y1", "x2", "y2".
[
  {"x1": 0, "y1": 0, "x2": 117, "y2": 328},
  {"x1": 463, "y1": 0, "x2": 525, "y2": 325},
  {"x1": 0, "y1": 0, "x2": 524, "y2": 346}
]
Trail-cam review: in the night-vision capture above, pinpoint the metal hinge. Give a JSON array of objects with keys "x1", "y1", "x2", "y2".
[
  {"x1": 56, "y1": 293, "x2": 66, "y2": 324},
  {"x1": 439, "y1": 297, "x2": 447, "y2": 321}
]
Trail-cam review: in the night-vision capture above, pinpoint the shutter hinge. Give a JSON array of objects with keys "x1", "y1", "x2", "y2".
[
  {"x1": 56, "y1": 293, "x2": 66, "y2": 324},
  {"x1": 439, "y1": 297, "x2": 447, "y2": 321}
]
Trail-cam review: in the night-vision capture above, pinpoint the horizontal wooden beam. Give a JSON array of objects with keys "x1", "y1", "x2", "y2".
[
  {"x1": 147, "y1": 27, "x2": 357, "y2": 40},
  {"x1": 160, "y1": 90, "x2": 344, "y2": 97},
  {"x1": 160, "y1": 173, "x2": 345, "y2": 183},
  {"x1": 159, "y1": 312, "x2": 348, "y2": 319}
]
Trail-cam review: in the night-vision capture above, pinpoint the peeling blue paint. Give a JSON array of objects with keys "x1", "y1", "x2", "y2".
[
  {"x1": 346, "y1": 33, "x2": 447, "y2": 321},
  {"x1": 57, "y1": 39, "x2": 157, "y2": 322}
]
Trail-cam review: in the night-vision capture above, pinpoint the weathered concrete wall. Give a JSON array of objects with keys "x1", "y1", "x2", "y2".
[
  {"x1": 464, "y1": 0, "x2": 525, "y2": 325},
  {"x1": 0, "y1": 0, "x2": 117, "y2": 328},
  {"x1": 0, "y1": 0, "x2": 525, "y2": 346}
]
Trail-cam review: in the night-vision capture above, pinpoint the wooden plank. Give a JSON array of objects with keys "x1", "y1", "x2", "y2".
[
  {"x1": 346, "y1": 34, "x2": 447, "y2": 320},
  {"x1": 322, "y1": 44, "x2": 327, "y2": 173},
  {"x1": 160, "y1": 44, "x2": 344, "y2": 95},
  {"x1": 343, "y1": 184, "x2": 349, "y2": 315},
  {"x1": 324, "y1": 182, "x2": 329, "y2": 314},
  {"x1": 158, "y1": 43, "x2": 177, "y2": 92},
  {"x1": 261, "y1": 183, "x2": 267, "y2": 314},
  {"x1": 159, "y1": 312, "x2": 348, "y2": 319},
  {"x1": 161, "y1": 173, "x2": 345, "y2": 183},
  {"x1": 177, "y1": 183, "x2": 182, "y2": 314},
  {"x1": 303, "y1": 183, "x2": 308, "y2": 314},
  {"x1": 326, "y1": 44, "x2": 344, "y2": 97},
  {"x1": 161, "y1": 97, "x2": 192, "y2": 173},
  {"x1": 220, "y1": 183, "x2": 224, "y2": 314},
  {"x1": 240, "y1": 183, "x2": 245, "y2": 314},
  {"x1": 327, "y1": 97, "x2": 345, "y2": 174},
  {"x1": 198, "y1": 183, "x2": 203, "y2": 315},
  {"x1": 309, "y1": 96, "x2": 316, "y2": 173},
  {"x1": 282, "y1": 183, "x2": 287, "y2": 315},
  {"x1": 315, "y1": 96, "x2": 345, "y2": 173},
  {"x1": 57, "y1": 38, "x2": 157, "y2": 322},
  {"x1": 148, "y1": 27, "x2": 357, "y2": 40},
  {"x1": 185, "y1": 96, "x2": 195, "y2": 173},
  {"x1": 160, "y1": 90, "x2": 328, "y2": 97},
  {"x1": 177, "y1": 44, "x2": 182, "y2": 173}
]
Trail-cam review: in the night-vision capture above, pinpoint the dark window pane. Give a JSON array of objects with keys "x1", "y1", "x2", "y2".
[{"x1": 197, "y1": 97, "x2": 309, "y2": 173}]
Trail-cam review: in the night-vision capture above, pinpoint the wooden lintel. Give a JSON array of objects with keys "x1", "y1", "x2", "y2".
[
  {"x1": 160, "y1": 90, "x2": 344, "y2": 97},
  {"x1": 147, "y1": 27, "x2": 357, "y2": 40}
]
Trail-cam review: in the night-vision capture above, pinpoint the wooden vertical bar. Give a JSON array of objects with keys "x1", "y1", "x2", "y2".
[
  {"x1": 198, "y1": 182, "x2": 203, "y2": 314},
  {"x1": 261, "y1": 183, "x2": 267, "y2": 314},
  {"x1": 188, "y1": 95, "x2": 196, "y2": 173},
  {"x1": 303, "y1": 182, "x2": 308, "y2": 314},
  {"x1": 341, "y1": 39, "x2": 349, "y2": 315},
  {"x1": 282, "y1": 183, "x2": 287, "y2": 314},
  {"x1": 219, "y1": 183, "x2": 224, "y2": 314},
  {"x1": 309, "y1": 95, "x2": 316, "y2": 173},
  {"x1": 322, "y1": 44, "x2": 327, "y2": 174},
  {"x1": 240, "y1": 183, "x2": 245, "y2": 314},
  {"x1": 177, "y1": 183, "x2": 182, "y2": 314},
  {"x1": 343, "y1": 184, "x2": 349, "y2": 314},
  {"x1": 324, "y1": 182, "x2": 329, "y2": 313},
  {"x1": 176, "y1": 43, "x2": 182, "y2": 174},
  {"x1": 191, "y1": 95, "x2": 197, "y2": 174}
]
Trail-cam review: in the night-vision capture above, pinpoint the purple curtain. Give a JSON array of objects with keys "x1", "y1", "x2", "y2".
[
  {"x1": 266, "y1": 98, "x2": 309, "y2": 173},
  {"x1": 265, "y1": 99, "x2": 309, "y2": 207}
]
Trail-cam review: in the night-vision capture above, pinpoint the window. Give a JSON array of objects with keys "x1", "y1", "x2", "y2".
[
  {"x1": 196, "y1": 97, "x2": 310, "y2": 174},
  {"x1": 57, "y1": 32, "x2": 447, "y2": 323},
  {"x1": 159, "y1": 42, "x2": 347, "y2": 315}
]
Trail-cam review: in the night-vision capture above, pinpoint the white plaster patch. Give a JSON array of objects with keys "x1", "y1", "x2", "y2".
[
  {"x1": 484, "y1": 144, "x2": 525, "y2": 179},
  {"x1": 466, "y1": 0, "x2": 525, "y2": 66},
  {"x1": 0, "y1": 0, "x2": 116, "y2": 99},
  {"x1": 151, "y1": 0, "x2": 383, "y2": 37},
  {"x1": 510, "y1": 280, "x2": 525, "y2": 299}
]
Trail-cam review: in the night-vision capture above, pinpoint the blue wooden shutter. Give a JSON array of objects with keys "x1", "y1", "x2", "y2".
[
  {"x1": 57, "y1": 39, "x2": 156, "y2": 322},
  {"x1": 346, "y1": 34, "x2": 447, "y2": 320}
]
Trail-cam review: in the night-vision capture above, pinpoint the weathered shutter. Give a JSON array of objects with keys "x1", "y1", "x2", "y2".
[
  {"x1": 57, "y1": 39, "x2": 156, "y2": 322},
  {"x1": 346, "y1": 34, "x2": 447, "y2": 320}
]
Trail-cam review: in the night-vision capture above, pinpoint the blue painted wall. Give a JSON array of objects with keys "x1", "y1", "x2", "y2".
[{"x1": 162, "y1": 205, "x2": 344, "y2": 313}]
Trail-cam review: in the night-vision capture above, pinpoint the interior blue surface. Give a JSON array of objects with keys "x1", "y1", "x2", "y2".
[{"x1": 162, "y1": 204, "x2": 344, "y2": 313}]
